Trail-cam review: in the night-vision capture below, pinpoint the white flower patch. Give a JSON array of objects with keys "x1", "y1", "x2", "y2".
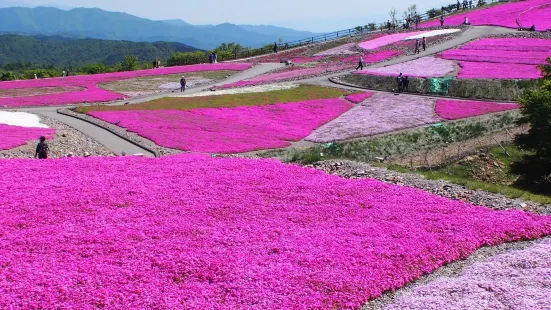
[
  {"x1": 179, "y1": 83, "x2": 299, "y2": 97},
  {"x1": 404, "y1": 29, "x2": 461, "y2": 40},
  {"x1": 0, "y1": 111, "x2": 49, "y2": 128}
]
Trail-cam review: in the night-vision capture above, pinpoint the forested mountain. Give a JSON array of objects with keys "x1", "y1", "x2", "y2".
[
  {"x1": 0, "y1": 34, "x2": 198, "y2": 67},
  {"x1": 0, "y1": 7, "x2": 320, "y2": 49}
]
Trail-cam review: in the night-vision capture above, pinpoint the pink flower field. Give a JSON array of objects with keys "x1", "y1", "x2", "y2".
[
  {"x1": 0, "y1": 123, "x2": 55, "y2": 150},
  {"x1": 218, "y1": 63, "x2": 352, "y2": 89},
  {"x1": 440, "y1": 49, "x2": 550, "y2": 65},
  {"x1": 1, "y1": 154, "x2": 550, "y2": 309},
  {"x1": 357, "y1": 31, "x2": 427, "y2": 50},
  {"x1": 0, "y1": 63, "x2": 252, "y2": 108},
  {"x1": 517, "y1": 2, "x2": 551, "y2": 30},
  {"x1": 436, "y1": 99, "x2": 520, "y2": 120},
  {"x1": 88, "y1": 98, "x2": 353, "y2": 153},
  {"x1": 385, "y1": 239, "x2": 551, "y2": 309},
  {"x1": 440, "y1": 38, "x2": 551, "y2": 79},
  {"x1": 313, "y1": 42, "x2": 357, "y2": 56},
  {"x1": 355, "y1": 57, "x2": 456, "y2": 78},
  {"x1": 456, "y1": 61, "x2": 543, "y2": 79},
  {"x1": 420, "y1": 0, "x2": 551, "y2": 29},
  {"x1": 344, "y1": 92, "x2": 374, "y2": 103},
  {"x1": 342, "y1": 50, "x2": 404, "y2": 64},
  {"x1": 307, "y1": 93, "x2": 443, "y2": 142}
]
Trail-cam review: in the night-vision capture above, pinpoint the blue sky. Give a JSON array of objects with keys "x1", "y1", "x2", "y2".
[{"x1": 1, "y1": 0, "x2": 454, "y2": 32}]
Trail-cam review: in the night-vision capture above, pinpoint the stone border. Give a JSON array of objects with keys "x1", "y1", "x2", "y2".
[
  {"x1": 311, "y1": 160, "x2": 550, "y2": 214},
  {"x1": 58, "y1": 109, "x2": 182, "y2": 158}
]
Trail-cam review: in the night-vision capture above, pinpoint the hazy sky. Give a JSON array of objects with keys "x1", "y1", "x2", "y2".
[{"x1": 2, "y1": 0, "x2": 454, "y2": 32}]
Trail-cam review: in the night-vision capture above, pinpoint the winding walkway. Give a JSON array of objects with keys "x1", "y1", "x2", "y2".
[
  {"x1": 15, "y1": 26, "x2": 524, "y2": 156},
  {"x1": 20, "y1": 63, "x2": 284, "y2": 157}
]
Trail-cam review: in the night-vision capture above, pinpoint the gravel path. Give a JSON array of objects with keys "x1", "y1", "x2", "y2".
[
  {"x1": 0, "y1": 115, "x2": 113, "y2": 159},
  {"x1": 310, "y1": 160, "x2": 550, "y2": 214}
]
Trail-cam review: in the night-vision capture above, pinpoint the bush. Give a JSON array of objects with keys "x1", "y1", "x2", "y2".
[
  {"x1": 120, "y1": 55, "x2": 139, "y2": 71},
  {"x1": 79, "y1": 63, "x2": 107, "y2": 74},
  {"x1": 513, "y1": 59, "x2": 551, "y2": 193},
  {"x1": 0, "y1": 71, "x2": 16, "y2": 81}
]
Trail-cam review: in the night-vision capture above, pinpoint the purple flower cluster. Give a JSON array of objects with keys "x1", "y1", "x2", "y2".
[
  {"x1": 306, "y1": 93, "x2": 443, "y2": 142},
  {"x1": 0, "y1": 123, "x2": 55, "y2": 150},
  {"x1": 313, "y1": 43, "x2": 357, "y2": 56},
  {"x1": 355, "y1": 56, "x2": 456, "y2": 78},
  {"x1": 385, "y1": 239, "x2": 551, "y2": 309},
  {"x1": 517, "y1": 2, "x2": 551, "y2": 30},
  {"x1": 0, "y1": 64, "x2": 252, "y2": 108},
  {"x1": 1, "y1": 154, "x2": 550, "y2": 309},
  {"x1": 89, "y1": 98, "x2": 353, "y2": 153},
  {"x1": 436, "y1": 99, "x2": 520, "y2": 120},
  {"x1": 420, "y1": 0, "x2": 550, "y2": 30}
]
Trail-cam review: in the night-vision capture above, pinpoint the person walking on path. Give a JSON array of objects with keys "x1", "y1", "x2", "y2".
[
  {"x1": 422, "y1": 37, "x2": 427, "y2": 51},
  {"x1": 414, "y1": 39, "x2": 421, "y2": 54},
  {"x1": 273, "y1": 42, "x2": 278, "y2": 54},
  {"x1": 356, "y1": 54, "x2": 364, "y2": 71},
  {"x1": 414, "y1": 15, "x2": 420, "y2": 29},
  {"x1": 440, "y1": 15, "x2": 445, "y2": 26},
  {"x1": 180, "y1": 76, "x2": 186, "y2": 92},
  {"x1": 35, "y1": 136, "x2": 49, "y2": 160}
]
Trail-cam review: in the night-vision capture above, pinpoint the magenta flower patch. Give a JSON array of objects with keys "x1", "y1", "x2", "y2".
[
  {"x1": 344, "y1": 92, "x2": 374, "y2": 103},
  {"x1": 439, "y1": 38, "x2": 551, "y2": 79},
  {"x1": 420, "y1": 0, "x2": 551, "y2": 30},
  {"x1": 435, "y1": 99, "x2": 520, "y2": 120},
  {"x1": 0, "y1": 63, "x2": 252, "y2": 108},
  {"x1": 89, "y1": 98, "x2": 353, "y2": 153},
  {"x1": 0, "y1": 123, "x2": 55, "y2": 150},
  {"x1": 342, "y1": 50, "x2": 404, "y2": 64},
  {"x1": 0, "y1": 154, "x2": 550, "y2": 308},
  {"x1": 456, "y1": 61, "x2": 543, "y2": 79},
  {"x1": 357, "y1": 31, "x2": 427, "y2": 50}
]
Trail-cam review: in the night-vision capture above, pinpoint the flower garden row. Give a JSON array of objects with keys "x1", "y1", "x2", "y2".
[
  {"x1": 216, "y1": 29, "x2": 464, "y2": 89},
  {"x1": 355, "y1": 37, "x2": 551, "y2": 80},
  {"x1": 420, "y1": 0, "x2": 551, "y2": 31},
  {"x1": 1, "y1": 154, "x2": 550, "y2": 308},
  {"x1": 0, "y1": 63, "x2": 252, "y2": 108},
  {"x1": 81, "y1": 86, "x2": 519, "y2": 154}
]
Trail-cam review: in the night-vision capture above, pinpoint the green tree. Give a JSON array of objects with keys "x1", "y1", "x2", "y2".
[
  {"x1": 0, "y1": 71, "x2": 16, "y2": 81},
  {"x1": 166, "y1": 51, "x2": 208, "y2": 66},
  {"x1": 512, "y1": 58, "x2": 551, "y2": 193},
  {"x1": 120, "y1": 55, "x2": 139, "y2": 71},
  {"x1": 79, "y1": 63, "x2": 107, "y2": 74}
]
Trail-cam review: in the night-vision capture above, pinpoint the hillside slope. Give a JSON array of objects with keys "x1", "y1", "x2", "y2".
[{"x1": 0, "y1": 34, "x2": 198, "y2": 67}]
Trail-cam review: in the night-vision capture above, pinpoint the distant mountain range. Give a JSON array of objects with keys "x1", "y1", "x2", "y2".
[
  {"x1": 0, "y1": 6, "x2": 321, "y2": 49},
  {"x1": 0, "y1": 34, "x2": 197, "y2": 67}
]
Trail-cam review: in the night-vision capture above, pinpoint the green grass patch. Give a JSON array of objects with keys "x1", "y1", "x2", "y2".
[
  {"x1": 388, "y1": 145, "x2": 551, "y2": 205},
  {"x1": 77, "y1": 85, "x2": 354, "y2": 113}
]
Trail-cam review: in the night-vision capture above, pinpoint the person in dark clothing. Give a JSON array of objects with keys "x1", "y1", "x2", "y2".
[
  {"x1": 180, "y1": 76, "x2": 186, "y2": 92},
  {"x1": 356, "y1": 54, "x2": 364, "y2": 71},
  {"x1": 402, "y1": 76, "x2": 410, "y2": 92},
  {"x1": 414, "y1": 15, "x2": 420, "y2": 29},
  {"x1": 440, "y1": 15, "x2": 445, "y2": 26},
  {"x1": 457, "y1": 0, "x2": 460, "y2": 10},
  {"x1": 414, "y1": 39, "x2": 421, "y2": 54},
  {"x1": 396, "y1": 73, "x2": 403, "y2": 92},
  {"x1": 422, "y1": 37, "x2": 427, "y2": 51},
  {"x1": 209, "y1": 53, "x2": 214, "y2": 64},
  {"x1": 35, "y1": 136, "x2": 49, "y2": 159},
  {"x1": 273, "y1": 42, "x2": 278, "y2": 53}
]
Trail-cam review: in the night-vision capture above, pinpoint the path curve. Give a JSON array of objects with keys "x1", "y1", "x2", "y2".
[{"x1": 17, "y1": 63, "x2": 284, "y2": 156}]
